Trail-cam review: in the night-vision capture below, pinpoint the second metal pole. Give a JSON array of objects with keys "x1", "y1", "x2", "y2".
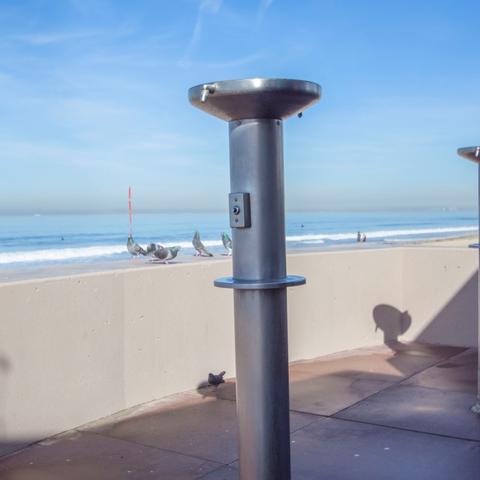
[
  {"x1": 457, "y1": 146, "x2": 480, "y2": 414},
  {"x1": 476, "y1": 163, "x2": 480, "y2": 414}
]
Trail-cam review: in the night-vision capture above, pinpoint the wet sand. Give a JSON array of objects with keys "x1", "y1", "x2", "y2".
[{"x1": 407, "y1": 234, "x2": 477, "y2": 248}]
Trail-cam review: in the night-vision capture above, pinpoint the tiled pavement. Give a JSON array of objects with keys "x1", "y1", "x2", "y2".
[{"x1": 1, "y1": 342, "x2": 479, "y2": 479}]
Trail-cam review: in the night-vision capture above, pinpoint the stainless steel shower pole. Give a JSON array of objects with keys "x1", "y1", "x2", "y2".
[
  {"x1": 189, "y1": 78, "x2": 321, "y2": 479},
  {"x1": 457, "y1": 146, "x2": 480, "y2": 415}
]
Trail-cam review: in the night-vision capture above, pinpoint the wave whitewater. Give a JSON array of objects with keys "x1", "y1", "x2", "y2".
[
  {"x1": 299, "y1": 225, "x2": 477, "y2": 244},
  {"x1": 0, "y1": 225, "x2": 476, "y2": 265}
]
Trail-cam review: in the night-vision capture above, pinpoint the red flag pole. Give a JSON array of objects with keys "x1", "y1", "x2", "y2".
[{"x1": 128, "y1": 186, "x2": 133, "y2": 237}]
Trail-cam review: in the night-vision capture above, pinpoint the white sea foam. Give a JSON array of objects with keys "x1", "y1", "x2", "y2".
[
  {"x1": 162, "y1": 240, "x2": 223, "y2": 249},
  {"x1": 0, "y1": 245, "x2": 127, "y2": 265},
  {"x1": 0, "y1": 225, "x2": 476, "y2": 265}
]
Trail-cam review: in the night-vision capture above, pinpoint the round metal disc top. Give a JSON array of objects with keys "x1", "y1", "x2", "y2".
[
  {"x1": 188, "y1": 78, "x2": 321, "y2": 121},
  {"x1": 458, "y1": 146, "x2": 480, "y2": 164}
]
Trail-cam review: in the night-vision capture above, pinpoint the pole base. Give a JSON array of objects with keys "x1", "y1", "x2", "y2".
[{"x1": 214, "y1": 275, "x2": 306, "y2": 290}]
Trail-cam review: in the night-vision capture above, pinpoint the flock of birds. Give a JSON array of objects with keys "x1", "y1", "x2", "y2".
[{"x1": 126, "y1": 230, "x2": 233, "y2": 263}]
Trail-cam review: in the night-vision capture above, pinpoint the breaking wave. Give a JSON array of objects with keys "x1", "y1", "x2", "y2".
[{"x1": 0, "y1": 245, "x2": 127, "y2": 265}]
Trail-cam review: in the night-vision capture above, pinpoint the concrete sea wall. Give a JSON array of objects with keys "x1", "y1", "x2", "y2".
[{"x1": 0, "y1": 247, "x2": 477, "y2": 455}]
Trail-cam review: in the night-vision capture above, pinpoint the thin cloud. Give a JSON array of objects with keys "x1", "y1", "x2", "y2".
[
  {"x1": 256, "y1": 0, "x2": 273, "y2": 24},
  {"x1": 200, "y1": 0, "x2": 223, "y2": 14},
  {"x1": 182, "y1": 0, "x2": 223, "y2": 65}
]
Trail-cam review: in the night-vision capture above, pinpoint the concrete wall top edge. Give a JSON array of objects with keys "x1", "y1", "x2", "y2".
[{"x1": 0, "y1": 247, "x2": 405, "y2": 288}]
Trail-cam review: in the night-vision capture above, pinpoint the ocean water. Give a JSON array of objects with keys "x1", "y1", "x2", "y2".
[{"x1": 0, "y1": 210, "x2": 477, "y2": 268}]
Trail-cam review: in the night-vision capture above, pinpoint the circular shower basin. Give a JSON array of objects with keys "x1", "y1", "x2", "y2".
[
  {"x1": 458, "y1": 146, "x2": 480, "y2": 163},
  {"x1": 188, "y1": 78, "x2": 321, "y2": 121}
]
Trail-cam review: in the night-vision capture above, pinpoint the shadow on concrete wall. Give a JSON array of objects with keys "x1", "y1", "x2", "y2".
[
  {"x1": 373, "y1": 305, "x2": 412, "y2": 346},
  {"x1": 372, "y1": 304, "x2": 435, "y2": 376},
  {"x1": 372, "y1": 271, "x2": 478, "y2": 376},
  {"x1": 373, "y1": 271, "x2": 478, "y2": 349},
  {"x1": 0, "y1": 355, "x2": 10, "y2": 428},
  {"x1": 415, "y1": 271, "x2": 478, "y2": 346},
  {"x1": 0, "y1": 354, "x2": 16, "y2": 457}
]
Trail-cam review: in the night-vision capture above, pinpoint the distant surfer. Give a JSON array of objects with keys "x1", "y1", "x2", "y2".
[
  {"x1": 362, "y1": 233, "x2": 367, "y2": 242},
  {"x1": 357, "y1": 232, "x2": 361, "y2": 242}
]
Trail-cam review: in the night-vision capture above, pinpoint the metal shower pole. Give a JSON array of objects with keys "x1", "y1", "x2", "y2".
[
  {"x1": 457, "y1": 146, "x2": 480, "y2": 415},
  {"x1": 189, "y1": 78, "x2": 321, "y2": 479}
]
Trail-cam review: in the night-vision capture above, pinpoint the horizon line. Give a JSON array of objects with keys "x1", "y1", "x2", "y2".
[{"x1": 0, "y1": 206, "x2": 477, "y2": 216}]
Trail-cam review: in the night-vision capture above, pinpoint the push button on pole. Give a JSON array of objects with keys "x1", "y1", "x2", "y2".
[{"x1": 229, "y1": 192, "x2": 251, "y2": 228}]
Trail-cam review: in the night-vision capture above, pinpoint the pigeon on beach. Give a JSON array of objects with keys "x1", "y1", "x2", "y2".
[
  {"x1": 146, "y1": 243, "x2": 167, "y2": 261},
  {"x1": 221, "y1": 232, "x2": 232, "y2": 255},
  {"x1": 127, "y1": 235, "x2": 146, "y2": 257},
  {"x1": 192, "y1": 231, "x2": 213, "y2": 257},
  {"x1": 208, "y1": 371, "x2": 226, "y2": 386},
  {"x1": 161, "y1": 246, "x2": 181, "y2": 263},
  {"x1": 146, "y1": 243, "x2": 157, "y2": 255},
  {"x1": 146, "y1": 243, "x2": 181, "y2": 263}
]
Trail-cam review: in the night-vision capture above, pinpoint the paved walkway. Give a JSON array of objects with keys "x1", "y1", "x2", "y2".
[{"x1": 1, "y1": 342, "x2": 479, "y2": 479}]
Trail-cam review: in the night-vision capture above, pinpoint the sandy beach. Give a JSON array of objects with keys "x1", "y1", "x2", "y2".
[{"x1": 0, "y1": 233, "x2": 477, "y2": 284}]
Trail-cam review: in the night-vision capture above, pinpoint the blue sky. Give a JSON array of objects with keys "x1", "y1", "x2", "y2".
[{"x1": 1, "y1": 0, "x2": 479, "y2": 213}]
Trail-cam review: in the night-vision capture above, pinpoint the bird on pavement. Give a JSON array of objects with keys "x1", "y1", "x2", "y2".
[
  {"x1": 221, "y1": 232, "x2": 232, "y2": 255},
  {"x1": 127, "y1": 235, "x2": 146, "y2": 257},
  {"x1": 192, "y1": 231, "x2": 213, "y2": 257},
  {"x1": 208, "y1": 371, "x2": 226, "y2": 386}
]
